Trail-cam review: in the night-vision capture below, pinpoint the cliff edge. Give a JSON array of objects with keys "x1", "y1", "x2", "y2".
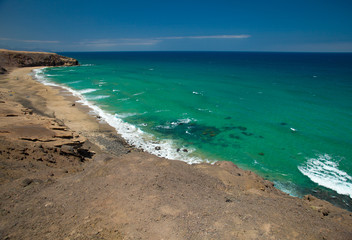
[{"x1": 0, "y1": 49, "x2": 78, "y2": 73}]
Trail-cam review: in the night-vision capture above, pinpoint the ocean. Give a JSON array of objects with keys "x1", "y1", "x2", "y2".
[{"x1": 34, "y1": 52, "x2": 352, "y2": 210}]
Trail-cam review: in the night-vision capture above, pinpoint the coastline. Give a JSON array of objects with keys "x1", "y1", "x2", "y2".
[
  {"x1": 30, "y1": 67, "x2": 134, "y2": 157},
  {"x1": 1, "y1": 66, "x2": 352, "y2": 239},
  {"x1": 33, "y1": 67, "x2": 205, "y2": 164}
]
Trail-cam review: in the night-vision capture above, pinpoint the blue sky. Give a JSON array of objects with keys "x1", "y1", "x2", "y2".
[{"x1": 0, "y1": 0, "x2": 351, "y2": 52}]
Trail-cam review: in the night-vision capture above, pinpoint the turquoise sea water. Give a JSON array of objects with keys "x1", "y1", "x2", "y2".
[{"x1": 36, "y1": 52, "x2": 352, "y2": 210}]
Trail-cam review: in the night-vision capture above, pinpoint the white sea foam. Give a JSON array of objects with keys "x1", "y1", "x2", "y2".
[
  {"x1": 274, "y1": 181, "x2": 300, "y2": 197},
  {"x1": 81, "y1": 64, "x2": 94, "y2": 66},
  {"x1": 33, "y1": 68, "x2": 60, "y2": 87},
  {"x1": 298, "y1": 154, "x2": 352, "y2": 198},
  {"x1": 117, "y1": 98, "x2": 130, "y2": 101},
  {"x1": 173, "y1": 118, "x2": 194, "y2": 125},
  {"x1": 192, "y1": 91, "x2": 203, "y2": 95},
  {"x1": 33, "y1": 68, "x2": 207, "y2": 164},
  {"x1": 67, "y1": 80, "x2": 82, "y2": 84},
  {"x1": 156, "y1": 124, "x2": 172, "y2": 130},
  {"x1": 78, "y1": 88, "x2": 98, "y2": 94},
  {"x1": 157, "y1": 118, "x2": 196, "y2": 130},
  {"x1": 133, "y1": 92, "x2": 145, "y2": 96},
  {"x1": 115, "y1": 112, "x2": 144, "y2": 118},
  {"x1": 97, "y1": 80, "x2": 106, "y2": 86},
  {"x1": 86, "y1": 95, "x2": 110, "y2": 100},
  {"x1": 155, "y1": 110, "x2": 170, "y2": 113},
  {"x1": 46, "y1": 74, "x2": 62, "y2": 77},
  {"x1": 197, "y1": 108, "x2": 212, "y2": 113}
]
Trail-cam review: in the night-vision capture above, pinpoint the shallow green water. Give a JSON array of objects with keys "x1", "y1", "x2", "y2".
[{"x1": 36, "y1": 52, "x2": 352, "y2": 210}]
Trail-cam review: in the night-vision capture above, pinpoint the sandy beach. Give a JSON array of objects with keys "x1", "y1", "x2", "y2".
[{"x1": 1, "y1": 52, "x2": 352, "y2": 239}]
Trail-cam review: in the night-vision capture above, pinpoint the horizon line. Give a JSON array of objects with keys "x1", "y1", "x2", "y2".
[
  {"x1": 55, "y1": 50, "x2": 352, "y2": 54},
  {"x1": 2, "y1": 48, "x2": 352, "y2": 54}
]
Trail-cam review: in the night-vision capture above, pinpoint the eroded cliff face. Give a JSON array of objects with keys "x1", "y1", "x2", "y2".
[{"x1": 0, "y1": 49, "x2": 78, "y2": 73}]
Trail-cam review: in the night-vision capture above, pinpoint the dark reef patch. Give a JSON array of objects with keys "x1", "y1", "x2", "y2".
[{"x1": 153, "y1": 121, "x2": 221, "y2": 142}]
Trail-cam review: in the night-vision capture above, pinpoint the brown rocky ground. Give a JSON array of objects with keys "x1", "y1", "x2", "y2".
[
  {"x1": 0, "y1": 49, "x2": 78, "y2": 74},
  {"x1": 0, "y1": 67, "x2": 352, "y2": 240}
]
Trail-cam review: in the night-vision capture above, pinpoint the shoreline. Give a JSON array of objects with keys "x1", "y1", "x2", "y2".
[
  {"x1": 1, "y1": 66, "x2": 352, "y2": 239},
  {"x1": 31, "y1": 67, "x2": 134, "y2": 157},
  {"x1": 35, "y1": 65, "x2": 352, "y2": 210},
  {"x1": 33, "y1": 67, "x2": 209, "y2": 164}
]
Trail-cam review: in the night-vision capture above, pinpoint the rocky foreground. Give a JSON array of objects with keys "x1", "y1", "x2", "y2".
[{"x1": 0, "y1": 50, "x2": 351, "y2": 239}]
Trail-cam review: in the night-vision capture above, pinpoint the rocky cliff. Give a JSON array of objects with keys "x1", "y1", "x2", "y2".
[{"x1": 0, "y1": 49, "x2": 78, "y2": 73}]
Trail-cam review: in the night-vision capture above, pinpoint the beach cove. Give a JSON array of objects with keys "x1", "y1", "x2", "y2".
[
  {"x1": 0, "y1": 50, "x2": 352, "y2": 239},
  {"x1": 40, "y1": 51, "x2": 352, "y2": 210}
]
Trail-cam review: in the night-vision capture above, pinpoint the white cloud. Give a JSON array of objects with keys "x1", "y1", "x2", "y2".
[
  {"x1": 79, "y1": 34, "x2": 250, "y2": 48},
  {"x1": 79, "y1": 38, "x2": 161, "y2": 48},
  {"x1": 21, "y1": 39, "x2": 60, "y2": 43},
  {"x1": 157, "y1": 34, "x2": 251, "y2": 40}
]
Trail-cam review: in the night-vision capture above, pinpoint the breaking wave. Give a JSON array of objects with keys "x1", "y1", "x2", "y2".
[{"x1": 298, "y1": 154, "x2": 352, "y2": 198}]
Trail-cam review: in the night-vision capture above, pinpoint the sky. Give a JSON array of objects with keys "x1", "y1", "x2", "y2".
[{"x1": 0, "y1": 0, "x2": 352, "y2": 52}]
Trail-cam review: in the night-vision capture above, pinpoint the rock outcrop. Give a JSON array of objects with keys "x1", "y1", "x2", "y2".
[
  {"x1": 0, "y1": 66, "x2": 7, "y2": 74},
  {"x1": 0, "y1": 49, "x2": 78, "y2": 73}
]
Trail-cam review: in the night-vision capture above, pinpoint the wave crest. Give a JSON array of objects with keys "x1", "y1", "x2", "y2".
[{"x1": 298, "y1": 154, "x2": 352, "y2": 198}]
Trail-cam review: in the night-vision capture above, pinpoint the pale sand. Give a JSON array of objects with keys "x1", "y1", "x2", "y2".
[{"x1": 0, "y1": 67, "x2": 352, "y2": 239}]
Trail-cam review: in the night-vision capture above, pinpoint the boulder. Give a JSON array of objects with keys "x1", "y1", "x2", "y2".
[{"x1": 0, "y1": 66, "x2": 7, "y2": 74}]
